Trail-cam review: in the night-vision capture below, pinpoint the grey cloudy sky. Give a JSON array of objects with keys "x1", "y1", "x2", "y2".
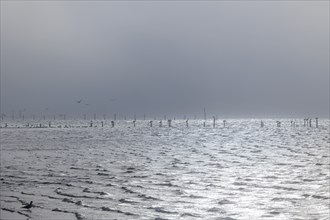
[{"x1": 1, "y1": 1, "x2": 329, "y2": 118}]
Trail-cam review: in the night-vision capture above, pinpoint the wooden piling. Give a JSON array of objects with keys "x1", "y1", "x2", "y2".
[{"x1": 203, "y1": 108, "x2": 206, "y2": 120}]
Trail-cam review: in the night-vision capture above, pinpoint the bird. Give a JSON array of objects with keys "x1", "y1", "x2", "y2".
[
  {"x1": 76, "y1": 99, "x2": 82, "y2": 103},
  {"x1": 22, "y1": 201, "x2": 33, "y2": 209}
]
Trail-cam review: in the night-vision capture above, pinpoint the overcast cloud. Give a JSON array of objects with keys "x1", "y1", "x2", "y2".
[{"x1": 1, "y1": 1, "x2": 329, "y2": 118}]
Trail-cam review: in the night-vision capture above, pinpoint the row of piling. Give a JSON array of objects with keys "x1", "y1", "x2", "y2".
[{"x1": 1, "y1": 118, "x2": 320, "y2": 129}]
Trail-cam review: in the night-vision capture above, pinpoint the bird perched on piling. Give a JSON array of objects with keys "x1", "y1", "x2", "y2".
[{"x1": 22, "y1": 201, "x2": 33, "y2": 209}]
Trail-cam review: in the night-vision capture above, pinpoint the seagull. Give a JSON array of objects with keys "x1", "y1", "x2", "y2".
[
  {"x1": 76, "y1": 99, "x2": 82, "y2": 103},
  {"x1": 22, "y1": 201, "x2": 33, "y2": 209}
]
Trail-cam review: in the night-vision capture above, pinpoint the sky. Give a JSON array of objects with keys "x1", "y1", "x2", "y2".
[{"x1": 0, "y1": 1, "x2": 329, "y2": 119}]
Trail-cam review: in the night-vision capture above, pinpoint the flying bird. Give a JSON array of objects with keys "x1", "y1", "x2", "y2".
[
  {"x1": 76, "y1": 99, "x2": 82, "y2": 103},
  {"x1": 22, "y1": 201, "x2": 33, "y2": 209}
]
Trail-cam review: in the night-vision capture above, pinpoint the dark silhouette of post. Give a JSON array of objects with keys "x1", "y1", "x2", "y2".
[
  {"x1": 90, "y1": 121, "x2": 93, "y2": 127},
  {"x1": 168, "y1": 119, "x2": 172, "y2": 127},
  {"x1": 48, "y1": 121, "x2": 51, "y2": 128},
  {"x1": 212, "y1": 116, "x2": 216, "y2": 128},
  {"x1": 159, "y1": 120, "x2": 162, "y2": 127},
  {"x1": 133, "y1": 120, "x2": 136, "y2": 127},
  {"x1": 261, "y1": 120, "x2": 264, "y2": 127},
  {"x1": 223, "y1": 120, "x2": 226, "y2": 127},
  {"x1": 101, "y1": 121, "x2": 104, "y2": 127},
  {"x1": 276, "y1": 121, "x2": 281, "y2": 127},
  {"x1": 186, "y1": 119, "x2": 189, "y2": 128},
  {"x1": 203, "y1": 122, "x2": 206, "y2": 127},
  {"x1": 149, "y1": 120, "x2": 153, "y2": 127},
  {"x1": 134, "y1": 115, "x2": 136, "y2": 121},
  {"x1": 309, "y1": 118, "x2": 312, "y2": 127},
  {"x1": 316, "y1": 117, "x2": 318, "y2": 128},
  {"x1": 111, "y1": 121, "x2": 115, "y2": 127}
]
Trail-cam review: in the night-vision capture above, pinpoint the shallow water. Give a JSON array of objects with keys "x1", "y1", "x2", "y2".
[{"x1": 1, "y1": 119, "x2": 329, "y2": 220}]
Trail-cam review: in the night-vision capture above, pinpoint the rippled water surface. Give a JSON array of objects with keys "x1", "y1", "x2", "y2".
[{"x1": 1, "y1": 119, "x2": 329, "y2": 220}]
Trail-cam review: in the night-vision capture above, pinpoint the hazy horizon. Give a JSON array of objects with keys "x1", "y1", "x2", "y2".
[{"x1": 1, "y1": 1, "x2": 329, "y2": 118}]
